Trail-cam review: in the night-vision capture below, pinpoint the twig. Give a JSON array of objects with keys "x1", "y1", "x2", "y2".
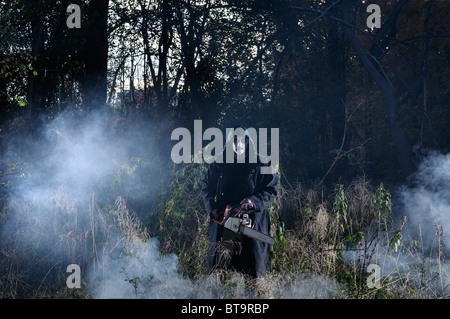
[
  {"x1": 319, "y1": 99, "x2": 366, "y2": 185},
  {"x1": 37, "y1": 261, "x2": 61, "y2": 292}
]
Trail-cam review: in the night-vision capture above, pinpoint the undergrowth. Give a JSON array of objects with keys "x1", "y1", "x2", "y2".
[{"x1": 0, "y1": 161, "x2": 449, "y2": 299}]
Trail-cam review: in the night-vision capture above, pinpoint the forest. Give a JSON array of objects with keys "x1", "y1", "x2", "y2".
[{"x1": 1, "y1": 0, "x2": 450, "y2": 300}]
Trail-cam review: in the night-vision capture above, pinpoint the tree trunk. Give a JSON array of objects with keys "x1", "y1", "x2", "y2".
[
  {"x1": 342, "y1": 0, "x2": 416, "y2": 178},
  {"x1": 326, "y1": 15, "x2": 346, "y2": 155},
  {"x1": 82, "y1": 0, "x2": 109, "y2": 109}
]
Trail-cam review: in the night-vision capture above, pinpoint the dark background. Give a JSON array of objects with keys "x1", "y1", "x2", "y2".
[
  {"x1": 1, "y1": 0, "x2": 449, "y2": 187},
  {"x1": 1, "y1": 0, "x2": 450, "y2": 300}
]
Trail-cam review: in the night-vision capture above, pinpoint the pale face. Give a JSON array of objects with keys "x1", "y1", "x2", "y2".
[{"x1": 233, "y1": 135, "x2": 249, "y2": 159}]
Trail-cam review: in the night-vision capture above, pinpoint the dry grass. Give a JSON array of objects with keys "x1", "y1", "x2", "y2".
[
  {"x1": 0, "y1": 187, "x2": 131, "y2": 298},
  {"x1": 1, "y1": 176, "x2": 450, "y2": 299}
]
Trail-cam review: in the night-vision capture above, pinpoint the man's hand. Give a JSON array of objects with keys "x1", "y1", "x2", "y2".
[
  {"x1": 209, "y1": 208, "x2": 220, "y2": 220},
  {"x1": 240, "y1": 198, "x2": 255, "y2": 211}
]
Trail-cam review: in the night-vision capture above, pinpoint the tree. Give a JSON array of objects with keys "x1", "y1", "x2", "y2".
[
  {"x1": 341, "y1": 0, "x2": 416, "y2": 178},
  {"x1": 81, "y1": 0, "x2": 109, "y2": 109}
]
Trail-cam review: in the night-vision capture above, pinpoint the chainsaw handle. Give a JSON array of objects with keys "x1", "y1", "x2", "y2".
[{"x1": 212, "y1": 204, "x2": 256, "y2": 225}]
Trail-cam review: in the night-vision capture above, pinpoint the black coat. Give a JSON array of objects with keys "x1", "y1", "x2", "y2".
[{"x1": 201, "y1": 156, "x2": 277, "y2": 278}]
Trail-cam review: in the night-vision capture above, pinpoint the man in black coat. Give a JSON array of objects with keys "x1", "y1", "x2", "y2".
[{"x1": 201, "y1": 126, "x2": 278, "y2": 280}]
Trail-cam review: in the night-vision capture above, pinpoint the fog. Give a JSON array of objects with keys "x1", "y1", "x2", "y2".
[{"x1": 2, "y1": 105, "x2": 450, "y2": 298}]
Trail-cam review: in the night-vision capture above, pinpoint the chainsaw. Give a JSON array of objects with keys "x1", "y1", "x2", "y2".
[{"x1": 213, "y1": 204, "x2": 275, "y2": 245}]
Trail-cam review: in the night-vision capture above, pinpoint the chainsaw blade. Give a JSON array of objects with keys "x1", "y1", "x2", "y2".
[
  {"x1": 239, "y1": 225, "x2": 275, "y2": 245},
  {"x1": 222, "y1": 216, "x2": 275, "y2": 245}
]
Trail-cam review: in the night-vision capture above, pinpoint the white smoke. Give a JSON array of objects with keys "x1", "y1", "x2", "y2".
[
  {"x1": 0, "y1": 104, "x2": 351, "y2": 299},
  {"x1": 277, "y1": 274, "x2": 343, "y2": 299},
  {"x1": 0, "y1": 107, "x2": 187, "y2": 298},
  {"x1": 397, "y1": 151, "x2": 450, "y2": 250},
  {"x1": 344, "y1": 151, "x2": 450, "y2": 297},
  {"x1": 88, "y1": 236, "x2": 193, "y2": 298},
  {"x1": 84, "y1": 150, "x2": 450, "y2": 298}
]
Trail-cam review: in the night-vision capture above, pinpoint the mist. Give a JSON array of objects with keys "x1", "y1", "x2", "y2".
[
  {"x1": 0, "y1": 106, "x2": 181, "y2": 298},
  {"x1": 397, "y1": 151, "x2": 450, "y2": 251},
  {"x1": 0, "y1": 105, "x2": 350, "y2": 299},
  {"x1": 3, "y1": 104, "x2": 450, "y2": 299},
  {"x1": 341, "y1": 151, "x2": 450, "y2": 297},
  {"x1": 394, "y1": 151, "x2": 450, "y2": 295}
]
